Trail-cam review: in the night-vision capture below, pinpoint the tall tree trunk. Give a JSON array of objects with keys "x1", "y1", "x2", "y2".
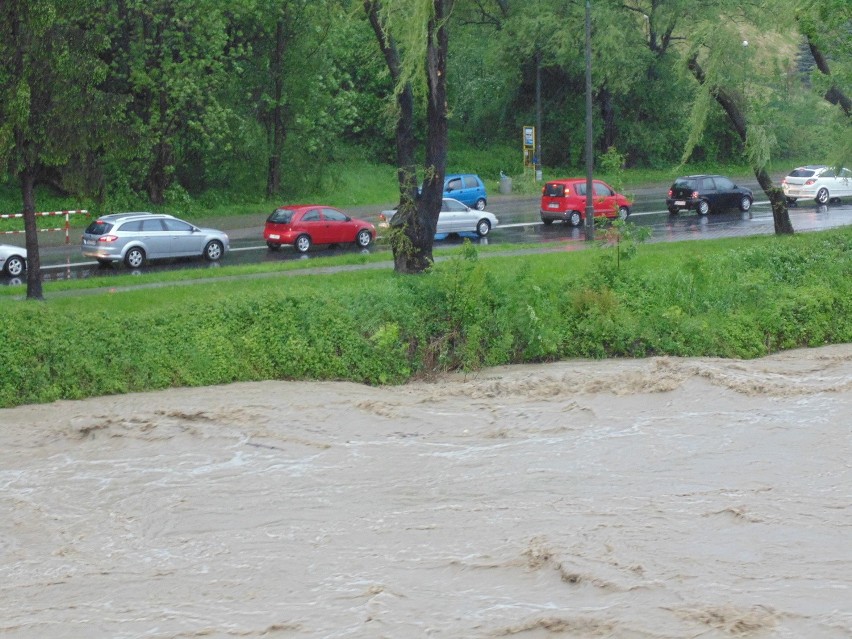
[
  {"x1": 148, "y1": 137, "x2": 170, "y2": 205},
  {"x1": 10, "y1": 9, "x2": 44, "y2": 300},
  {"x1": 267, "y1": 18, "x2": 287, "y2": 198},
  {"x1": 20, "y1": 167, "x2": 44, "y2": 300},
  {"x1": 365, "y1": 0, "x2": 441, "y2": 274},
  {"x1": 414, "y1": 0, "x2": 452, "y2": 271},
  {"x1": 687, "y1": 54, "x2": 794, "y2": 235}
]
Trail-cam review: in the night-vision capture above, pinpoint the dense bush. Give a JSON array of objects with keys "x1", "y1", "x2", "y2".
[{"x1": 0, "y1": 228, "x2": 849, "y2": 408}]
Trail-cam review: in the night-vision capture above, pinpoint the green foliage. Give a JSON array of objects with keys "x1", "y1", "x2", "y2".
[
  {"x1": 596, "y1": 218, "x2": 653, "y2": 274},
  {"x1": 1, "y1": 228, "x2": 849, "y2": 408}
]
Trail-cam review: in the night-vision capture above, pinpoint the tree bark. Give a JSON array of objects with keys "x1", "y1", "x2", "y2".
[
  {"x1": 415, "y1": 0, "x2": 452, "y2": 270},
  {"x1": 365, "y1": 0, "x2": 451, "y2": 274},
  {"x1": 806, "y1": 35, "x2": 851, "y2": 117},
  {"x1": 687, "y1": 54, "x2": 793, "y2": 235},
  {"x1": 20, "y1": 167, "x2": 44, "y2": 300}
]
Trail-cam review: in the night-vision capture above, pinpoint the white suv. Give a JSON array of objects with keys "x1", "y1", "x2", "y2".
[
  {"x1": 782, "y1": 165, "x2": 852, "y2": 205},
  {"x1": 81, "y1": 212, "x2": 229, "y2": 268}
]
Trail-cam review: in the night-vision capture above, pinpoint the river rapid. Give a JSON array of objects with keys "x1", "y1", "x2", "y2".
[{"x1": 1, "y1": 345, "x2": 850, "y2": 638}]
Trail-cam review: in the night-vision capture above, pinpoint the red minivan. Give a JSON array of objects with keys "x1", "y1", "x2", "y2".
[{"x1": 540, "y1": 178, "x2": 632, "y2": 226}]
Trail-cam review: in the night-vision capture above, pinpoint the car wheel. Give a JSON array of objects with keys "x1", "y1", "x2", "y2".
[
  {"x1": 295, "y1": 234, "x2": 312, "y2": 253},
  {"x1": 355, "y1": 229, "x2": 372, "y2": 248},
  {"x1": 266, "y1": 241, "x2": 281, "y2": 251},
  {"x1": 3, "y1": 255, "x2": 25, "y2": 277},
  {"x1": 618, "y1": 206, "x2": 630, "y2": 220},
  {"x1": 124, "y1": 247, "x2": 146, "y2": 268},
  {"x1": 568, "y1": 211, "x2": 582, "y2": 227},
  {"x1": 541, "y1": 218, "x2": 553, "y2": 226},
  {"x1": 474, "y1": 198, "x2": 486, "y2": 211},
  {"x1": 667, "y1": 206, "x2": 679, "y2": 214},
  {"x1": 739, "y1": 196, "x2": 752, "y2": 212},
  {"x1": 476, "y1": 219, "x2": 491, "y2": 237},
  {"x1": 204, "y1": 240, "x2": 224, "y2": 261},
  {"x1": 816, "y1": 188, "x2": 829, "y2": 205},
  {"x1": 697, "y1": 200, "x2": 710, "y2": 215}
]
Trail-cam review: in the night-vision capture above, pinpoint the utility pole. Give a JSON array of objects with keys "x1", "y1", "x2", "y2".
[
  {"x1": 535, "y1": 51, "x2": 543, "y2": 181},
  {"x1": 584, "y1": 0, "x2": 595, "y2": 241}
]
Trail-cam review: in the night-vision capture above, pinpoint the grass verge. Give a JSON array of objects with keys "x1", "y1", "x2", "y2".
[{"x1": 1, "y1": 227, "x2": 849, "y2": 408}]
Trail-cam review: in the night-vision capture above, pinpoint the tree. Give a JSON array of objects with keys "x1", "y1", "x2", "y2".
[
  {"x1": 686, "y1": 51, "x2": 794, "y2": 234},
  {"x1": 0, "y1": 0, "x2": 108, "y2": 299},
  {"x1": 98, "y1": 0, "x2": 236, "y2": 204},
  {"x1": 365, "y1": 0, "x2": 453, "y2": 274}
]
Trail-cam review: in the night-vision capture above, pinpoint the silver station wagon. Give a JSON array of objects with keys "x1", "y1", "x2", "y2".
[{"x1": 81, "y1": 212, "x2": 229, "y2": 268}]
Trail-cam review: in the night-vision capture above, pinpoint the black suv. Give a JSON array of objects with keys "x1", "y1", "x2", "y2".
[{"x1": 666, "y1": 175, "x2": 753, "y2": 215}]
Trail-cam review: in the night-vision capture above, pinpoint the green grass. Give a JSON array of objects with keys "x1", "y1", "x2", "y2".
[{"x1": 1, "y1": 226, "x2": 849, "y2": 408}]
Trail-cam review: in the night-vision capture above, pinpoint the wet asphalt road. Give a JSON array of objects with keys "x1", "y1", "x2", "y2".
[{"x1": 5, "y1": 179, "x2": 852, "y2": 285}]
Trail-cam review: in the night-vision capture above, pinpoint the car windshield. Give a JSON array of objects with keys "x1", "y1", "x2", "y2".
[
  {"x1": 268, "y1": 209, "x2": 294, "y2": 224},
  {"x1": 543, "y1": 183, "x2": 566, "y2": 197},
  {"x1": 84, "y1": 220, "x2": 114, "y2": 235}
]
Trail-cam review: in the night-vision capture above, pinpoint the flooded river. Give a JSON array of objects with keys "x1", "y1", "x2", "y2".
[{"x1": 1, "y1": 345, "x2": 850, "y2": 638}]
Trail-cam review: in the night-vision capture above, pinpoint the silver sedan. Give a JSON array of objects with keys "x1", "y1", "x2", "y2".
[{"x1": 379, "y1": 197, "x2": 499, "y2": 237}]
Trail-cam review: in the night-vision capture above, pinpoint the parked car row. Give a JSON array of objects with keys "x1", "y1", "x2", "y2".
[{"x1": 2, "y1": 165, "x2": 845, "y2": 276}]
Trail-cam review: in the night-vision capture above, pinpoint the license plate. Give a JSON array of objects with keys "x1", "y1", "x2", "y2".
[
  {"x1": 268, "y1": 233, "x2": 280, "y2": 240},
  {"x1": 548, "y1": 203, "x2": 559, "y2": 209},
  {"x1": 675, "y1": 200, "x2": 686, "y2": 206},
  {"x1": 83, "y1": 238, "x2": 95, "y2": 245}
]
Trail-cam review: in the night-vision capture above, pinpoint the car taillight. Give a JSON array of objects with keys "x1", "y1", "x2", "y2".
[
  {"x1": 378, "y1": 213, "x2": 386, "y2": 222},
  {"x1": 805, "y1": 178, "x2": 816, "y2": 185},
  {"x1": 98, "y1": 234, "x2": 119, "y2": 243},
  {"x1": 667, "y1": 189, "x2": 673, "y2": 197},
  {"x1": 692, "y1": 191, "x2": 699, "y2": 199}
]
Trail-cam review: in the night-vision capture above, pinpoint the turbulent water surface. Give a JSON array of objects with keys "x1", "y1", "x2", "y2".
[{"x1": 2, "y1": 346, "x2": 850, "y2": 639}]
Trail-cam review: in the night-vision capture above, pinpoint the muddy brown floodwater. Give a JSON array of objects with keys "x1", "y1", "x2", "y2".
[{"x1": 1, "y1": 345, "x2": 850, "y2": 639}]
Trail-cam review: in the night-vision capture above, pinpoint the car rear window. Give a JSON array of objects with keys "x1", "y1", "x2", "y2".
[
  {"x1": 84, "y1": 220, "x2": 114, "y2": 235},
  {"x1": 543, "y1": 183, "x2": 566, "y2": 197},
  {"x1": 673, "y1": 178, "x2": 696, "y2": 189},
  {"x1": 267, "y1": 209, "x2": 294, "y2": 224},
  {"x1": 788, "y1": 168, "x2": 817, "y2": 178}
]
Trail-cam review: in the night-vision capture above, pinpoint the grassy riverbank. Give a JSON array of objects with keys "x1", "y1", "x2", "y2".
[{"x1": 1, "y1": 226, "x2": 849, "y2": 408}]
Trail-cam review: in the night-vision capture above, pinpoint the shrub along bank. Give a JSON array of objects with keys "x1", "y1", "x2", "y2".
[{"x1": 0, "y1": 227, "x2": 850, "y2": 408}]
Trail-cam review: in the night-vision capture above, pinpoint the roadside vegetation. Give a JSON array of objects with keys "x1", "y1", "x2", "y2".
[{"x1": 1, "y1": 226, "x2": 848, "y2": 408}]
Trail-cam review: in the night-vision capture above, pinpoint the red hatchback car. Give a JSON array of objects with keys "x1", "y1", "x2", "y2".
[
  {"x1": 540, "y1": 178, "x2": 632, "y2": 226},
  {"x1": 264, "y1": 205, "x2": 376, "y2": 253}
]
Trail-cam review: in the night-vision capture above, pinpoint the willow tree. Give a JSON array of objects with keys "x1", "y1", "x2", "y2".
[
  {"x1": 666, "y1": 3, "x2": 794, "y2": 234},
  {"x1": 365, "y1": 0, "x2": 453, "y2": 274}
]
